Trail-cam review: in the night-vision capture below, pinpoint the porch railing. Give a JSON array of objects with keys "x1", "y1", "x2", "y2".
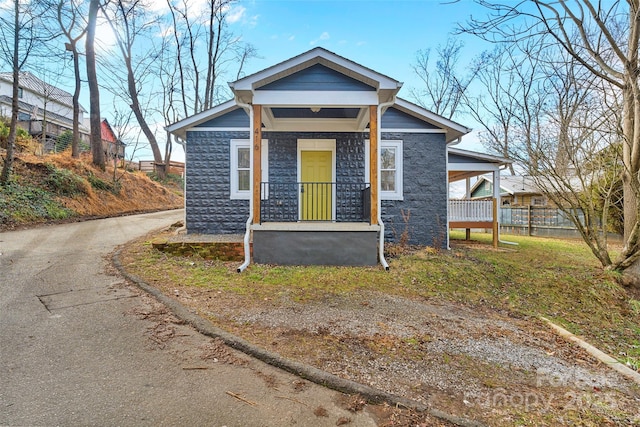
[
  {"x1": 449, "y1": 199, "x2": 494, "y2": 222},
  {"x1": 259, "y1": 182, "x2": 370, "y2": 223}
]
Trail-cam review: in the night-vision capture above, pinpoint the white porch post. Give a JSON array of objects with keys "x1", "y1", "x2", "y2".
[
  {"x1": 492, "y1": 169, "x2": 501, "y2": 248},
  {"x1": 465, "y1": 177, "x2": 471, "y2": 241}
]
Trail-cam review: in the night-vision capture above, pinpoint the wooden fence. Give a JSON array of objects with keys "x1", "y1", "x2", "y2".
[{"x1": 134, "y1": 160, "x2": 184, "y2": 176}]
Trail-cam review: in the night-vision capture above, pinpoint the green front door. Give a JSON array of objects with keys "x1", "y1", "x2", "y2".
[{"x1": 300, "y1": 151, "x2": 332, "y2": 220}]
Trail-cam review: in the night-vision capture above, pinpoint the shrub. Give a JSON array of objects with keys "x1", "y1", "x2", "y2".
[
  {"x1": 0, "y1": 181, "x2": 74, "y2": 225},
  {"x1": 44, "y1": 163, "x2": 90, "y2": 196}
]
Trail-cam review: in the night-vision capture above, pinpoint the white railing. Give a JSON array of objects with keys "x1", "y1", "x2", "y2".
[{"x1": 449, "y1": 199, "x2": 494, "y2": 222}]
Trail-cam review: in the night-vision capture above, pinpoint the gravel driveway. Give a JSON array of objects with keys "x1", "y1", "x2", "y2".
[{"x1": 171, "y1": 286, "x2": 640, "y2": 426}]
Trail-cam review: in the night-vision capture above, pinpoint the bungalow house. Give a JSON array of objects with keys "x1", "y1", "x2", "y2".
[
  {"x1": 167, "y1": 48, "x2": 509, "y2": 269},
  {"x1": 470, "y1": 175, "x2": 549, "y2": 207}
]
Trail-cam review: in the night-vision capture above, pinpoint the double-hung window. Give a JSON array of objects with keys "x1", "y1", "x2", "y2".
[
  {"x1": 230, "y1": 139, "x2": 268, "y2": 200},
  {"x1": 365, "y1": 140, "x2": 403, "y2": 200}
]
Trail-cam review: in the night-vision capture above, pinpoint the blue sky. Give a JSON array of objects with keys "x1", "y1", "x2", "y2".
[
  {"x1": 234, "y1": 0, "x2": 487, "y2": 108},
  {"x1": 78, "y1": 0, "x2": 492, "y2": 162}
]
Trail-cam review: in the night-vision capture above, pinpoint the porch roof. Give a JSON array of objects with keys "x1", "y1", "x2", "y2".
[{"x1": 448, "y1": 147, "x2": 512, "y2": 182}]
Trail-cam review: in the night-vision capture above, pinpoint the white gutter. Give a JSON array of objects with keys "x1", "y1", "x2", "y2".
[
  {"x1": 377, "y1": 99, "x2": 395, "y2": 271},
  {"x1": 236, "y1": 99, "x2": 253, "y2": 273}
]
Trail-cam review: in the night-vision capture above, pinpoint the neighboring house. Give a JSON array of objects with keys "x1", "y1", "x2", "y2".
[
  {"x1": 470, "y1": 175, "x2": 549, "y2": 207},
  {"x1": 167, "y1": 47, "x2": 509, "y2": 268},
  {"x1": 100, "y1": 118, "x2": 125, "y2": 160},
  {"x1": 0, "y1": 71, "x2": 89, "y2": 152}
]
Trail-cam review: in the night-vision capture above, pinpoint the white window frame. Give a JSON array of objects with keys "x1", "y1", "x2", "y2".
[
  {"x1": 365, "y1": 139, "x2": 403, "y2": 201},
  {"x1": 230, "y1": 139, "x2": 268, "y2": 200}
]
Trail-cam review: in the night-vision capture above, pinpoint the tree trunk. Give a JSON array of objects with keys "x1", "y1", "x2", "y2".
[
  {"x1": 71, "y1": 41, "x2": 81, "y2": 158},
  {"x1": 1, "y1": 0, "x2": 20, "y2": 184},
  {"x1": 86, "y1": 0, "x2": 104, "y2": 170},
  {"x1": 124, "y1": 54, "x2": 164, "y2": 178}
]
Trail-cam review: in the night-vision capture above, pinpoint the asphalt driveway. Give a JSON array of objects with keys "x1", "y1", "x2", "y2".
[{"x1": 0, "y1": 211, "x2": 379, "y2": 427}]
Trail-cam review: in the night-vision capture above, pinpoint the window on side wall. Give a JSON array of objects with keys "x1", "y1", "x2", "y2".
[
  {"x1": 230, "y1": 139, "x2": 268, "y2": 200},
  {"x1": 364, "y1": 140, "x2": 403, "y2": 201}
]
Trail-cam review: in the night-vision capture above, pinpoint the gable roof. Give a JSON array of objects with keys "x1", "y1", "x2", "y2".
[
  {"x1": 470, "y1": 175, "x2": 540, "y2": 197},
  {"x1": 394, "y1": 99, "x2": 471, "y2": 143},
  {"x1": 101, "y1": 119, "x2": 118, "y2": 143},
  {"x1": 165, "y1": 99, "x2": 238, "y2": 139},
  {"x1": 230, "y1": 47, "x2": 402, "y2": 101},
  {"x1": 448, "y1": 147, "x2": 512, "y2": 164},
  {"x1": 167, "y1": 48, "x2": 472, "y2": 141}
]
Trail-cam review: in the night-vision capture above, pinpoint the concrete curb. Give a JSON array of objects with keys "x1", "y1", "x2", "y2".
[
  {"x1": 540, "y1": 317, "x2": 640, "y2": 385},
  {"x1": 113, "y1": 249, "x2": 486, "y2": 427}
]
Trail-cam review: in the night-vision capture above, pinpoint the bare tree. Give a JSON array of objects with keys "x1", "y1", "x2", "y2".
[
  {"x1": 100, "y1": 0, "x2": 167, "y2": 176},
  {"x1": 164, "y1": 0, "x2": 256, "y2": 116},
  {"x1": 462, "y1": 0, "x2": 640, "y2": 284},
  {"x1": 98, "y1": 0, "x2": 255, "y2": 179},
  {"x1": 523, "y1": 51, "x2": 622, "y2": 267},
  {"x1": 0, "y1": 0, "x2": 43, "y2": 183},
  {"x1": 86, "y1": 0, "x2": 104, "y2": 170},
  {"x1": 410, "y1": 38, "x2": 478, "y2": 120},
  {"x1": 56, "y1": 0, "x2": 87, "y2": 158},
  {"x1": 461, "y1": 43, "x2": 546, "y2": 175}
]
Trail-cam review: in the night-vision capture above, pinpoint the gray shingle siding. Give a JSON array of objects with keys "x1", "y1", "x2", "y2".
[
  {"x1": 381, "y1": 132, "x2": 448, "y2": 248},
  {"x1": 185, "y1": 129, "x2": 448, "y2": 247},
  {"x1": 185, "y1": 130, "x2": 250, "y2": 234}
]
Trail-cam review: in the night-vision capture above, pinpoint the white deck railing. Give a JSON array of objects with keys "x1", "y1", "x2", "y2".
[{"x1": 449, "y1": 200, "x2": 494, "y2": 222}]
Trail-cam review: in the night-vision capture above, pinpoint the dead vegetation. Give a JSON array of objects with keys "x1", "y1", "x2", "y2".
[{"x1": 0, "y1": 150, "x2": 183, "y2": 231}]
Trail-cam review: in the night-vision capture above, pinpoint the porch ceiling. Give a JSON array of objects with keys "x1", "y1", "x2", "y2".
[
  {"x1": 449, "y1": 170, "x2": 489, "y2": 182},
  {"x1": 261, "y1": 105, "x2": 371, "y2": 132}
]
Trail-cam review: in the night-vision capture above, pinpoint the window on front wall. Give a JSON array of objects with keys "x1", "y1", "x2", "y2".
[
  {"x1": 237, "y1": 146, "x2": 250, "y2": 191},
  {"x1": 230, "y1": 139, "x2": 268, "y2": 200}
]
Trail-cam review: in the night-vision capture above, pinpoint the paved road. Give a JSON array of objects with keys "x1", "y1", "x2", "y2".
[{"x1": 0, "y1": 211, "x2": 377, "y2": 426}]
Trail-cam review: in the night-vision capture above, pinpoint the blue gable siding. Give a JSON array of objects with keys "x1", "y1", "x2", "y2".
[
  {"x1": 381, "y1": 107, "x2": 439, "y2": 130},
  {"x1": 259, "y1": 64, "x2": 375, "y2": 91},
  {"x1": 196, "y1": 108, "x2": 249, "y2": 128}
]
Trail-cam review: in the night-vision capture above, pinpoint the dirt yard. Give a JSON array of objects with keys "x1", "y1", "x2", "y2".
[{"x1": 119, "y1": 235, "x2": 640, "y2": 426}]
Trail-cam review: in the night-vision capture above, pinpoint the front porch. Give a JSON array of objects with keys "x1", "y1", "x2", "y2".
[
  {"x1": 251, "y1": 221, "x2": 380, "y2": 265},
  {"x1": 254, "y1": 179, "x2": 376, "y2": 266}
]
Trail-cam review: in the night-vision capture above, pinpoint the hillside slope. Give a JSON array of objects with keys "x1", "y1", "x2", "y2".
[{"x1": 0, "y1": 151, "x2": 183, "y2": 231}]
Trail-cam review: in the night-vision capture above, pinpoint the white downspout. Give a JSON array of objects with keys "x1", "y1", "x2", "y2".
[
  {"x1": 377, "y1": 99, "x2": 395, "y2": 271},
  {"x1": 237, "y1": 98, "x2": 253, "y2": 272}
]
